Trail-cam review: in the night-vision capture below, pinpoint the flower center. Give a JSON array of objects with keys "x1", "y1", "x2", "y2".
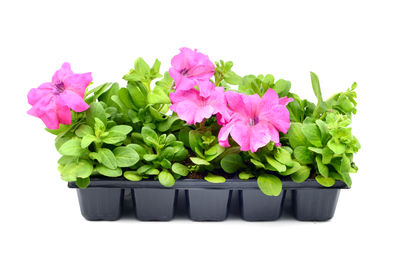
[
  {"x1": 181, "y1": 68, "x2": 189, "y2": 76},
  {"x1": 54, "y1": 81, "x2": 65, "y2": 94},
  {"x1": 249, "y1": 116, "x2": 259, "y2": 126}
]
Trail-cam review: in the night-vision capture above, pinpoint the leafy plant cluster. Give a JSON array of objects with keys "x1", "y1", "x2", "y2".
[{"x1": 46, "y1": 57, "x2": 359, "y2": 196}]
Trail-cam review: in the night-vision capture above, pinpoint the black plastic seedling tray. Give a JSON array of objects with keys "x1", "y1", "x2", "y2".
[{"x1": 68, "y1": 177, "x2": 347, "y2": 222}]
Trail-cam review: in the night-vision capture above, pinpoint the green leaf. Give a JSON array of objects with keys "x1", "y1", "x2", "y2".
[
  {"x1": 143, "y1": 154, "x2": 158, "y2": 161},
  {"x1": 316, "y1": 156, "x2": 329, "y2": 177},
  {"x1": 81, "y1": 135, "x2": 97, "y2": 148},
  {"x1": 340, "y1": 154, "x2": 351, "y2": 173},
  {"x1": 205, "y1": 173, "x2": 226, "y2": 183},
  {"x1": 113, "y1": 147, "x2": 140, "y2": 167},
  {"x1": 290, "y1": 166, "x2": 311, "y2": 183},
  {"x1": 293, "y1": 146, "x2": 313, "y2": 164},
  {"x1": 308, "y1": 147, "x2": 323, "y2": 154},
  {"x1": 280, "y1": 161, "x2": 301, "y2": 176},
  {"x1": 322, "y1": 147, "x2": 334, "y2": 164},
  {"x1": 158, "y1": 170, "x2": 175, "y2": 187},
  {"x1": 148, "y1": 86, "x2": 170, "y2": 104},
  {"x1": 160, "y1": 158, "x2": 172, "y2": 169},
  {"x1": 145, "y1": 168, "x2": 160, "y2": 175},
  {"x1": 266, "y1": 156, "x2": 286, "y2": 172},
  {"x1": 190, "y1": 157, "x2": 210, "y2": 165},
  {"x1": 137, "y1": 165, "x2": 153, "y2": 175},
  {"x1": 108, "y1": 125, "x2": 133, "y2": 135},
  {"x1": 327, "y1": 139, "x2": 346, "y2": 154},
  {"x1": 142, "y1": 126, "x2": 159, "y2": 147},
  {"x1": 59, "y1": 138, "x2": 85, "y2": 156},
  {"x1": 315, "y1": 175, "x2": 335, "y2": 187},
  {"x1": 75, "y1": 125, "x2": 94, "y2": 138},
  {"x1": 96, "y1": 165, "x2": 122, "y2": 177},
  {"x1": 274, "y1": 147, "x2": 293, "y2": 166},
  {"x1": 316, "y1": 120, "x2": 329, "y2": 145},
  {"x1": 238, "y1": 171, "x2": 254, "y2": 180},
  {"x1": 102, "y1": 132, "x2": 126, "y2": 144},
  {"x1": 124, "y1": 171, "x2": 142, "y2": 181},
  {"x1": 127, "y1": 82, "x2": 147, "y2": 108},
  {"x1": 171, "y1": 163, "x2": 189, "y2": 176},
  {"x1": 96, "y1": 148, "x2": 117, "y2": 169},
  {"x1": 75, "y1": 177, "x2": 90, "y2": 189},
  {"x1": 94, "y1": 117, "x2": 106, "y2": 137},
  {"x1": 273, "y1": 79, "x2": 291, "y2": 97},
  {"x1": 250, "y1": 159, "x2": 266, "y2": 169},
  {"x1": 127, "y1": 144, "x2": 147, "y2": 158},
  {"x1": 61, "y1": 159, "x2": 93, "y2": 181},
  {"x1": 302, "y1": 123, "x2": 322, "y2": 147},
  {"x1": 288, "y1": 123, "x2": 308, "y2": 148},
  {"x1": 220, "y1": 154, "x2": 243, "y2": 174},
  {"x1": 257, "y1": 174, "x2": 282, "y2": 196},
  {"x1": 310, "y1": 72, "x2": 323, "y2": 103},
  {"x1": 86, "y1": 102, "x2": 107, "y2": 127}
]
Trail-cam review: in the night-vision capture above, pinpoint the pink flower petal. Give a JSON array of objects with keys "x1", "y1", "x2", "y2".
[
  {"x1": 218, "y1": 122, "x2": 235, "y2": 147},
  {"x1": 63, "y1": 72, "x2": 92, "y2": 98},
  {"x1": 230, "y1": 121, "x2": 251, "y2": 152},
  {"x1": 59, "y1": 90, "x2": 90, "y2": 112},
  {"x1": 52, "y1": 62, "x2": 73, "y2": 84},
  {"x1": 27, "y1": 84, "x2": 52, "y2": 105},
  {"x1": 55, "y1": 98, "x2": 72, "y2": 125}
]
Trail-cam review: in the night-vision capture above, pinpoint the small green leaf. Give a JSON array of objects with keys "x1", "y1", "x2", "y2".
[
  {"x1": 171, "y1": 163, "x2": 189, "y2": 176},
  {"x1": 250, "y1": 159, "x2": 266, "y2": 169},
  {"x1": 81, "y1": 135, "x2": 97, "y2": 148},
  {"x1": 102, "y1": 132, "x2": 126, "y2": 144},
  {"x1": 96, "y1": 165, "x2": 122, "y2": 177},
  {"x1": 86, "y1": 102, "x2": 107, "y2": 127},
  {"x1": 340, "y1": 154, "x2": 351, "y2": 173},
  {"x1": 94, "y1": 117, "x2": 106, "y2": 137},
  {"x1": 142, "y1": 126, "x2": 159, "y2": 147},
  {"x1": 59, "y1": 138, "x2": 85, "y2": 156},
  {"x1": 160, "y1": 158, "x2": 172, "y2": 169},
  {"x1": 127, "y1": 82, "x2": 147, "y2": 108},
  {"x1": 274, "y1": 147, "x2": 293, "y2": 166},
  {"x1": 158, "y1": 170, "x2": 175, "y2": 187},
  {"x1": 137, "y1": 165, "x2": 153, "y2": 175},
  {"x1": 127, "y1": 144, "x2": 147, "y2": 158},
  {"x1": 205, "y1": 173, "x2": 226, "y2": 183},
  {"x1": 124, "y1": 171, "x2": 142, "y2": 181},
  {"x1": 96, "y1": 148, "x2": 117, "y2": 169},
  {"x1": 257, "y1": 174, "x2": 282, "y2": 196},
  {"x1": 316, "y1": 156, "x2": 329, "y2": 177},
  {"x1": 302, "y1": 123, "x2": 322, "y2": 147},
  {"x1": 75, "y1": 125, "x2": 94, "y2": 138},
  {"x1": 61, "y1": 159, "x2": 93, "y2": 181},
  {"x1": 322, "y1": 147, "x2": 334, "y2": 164},
  {"x1": 273, "y1": 79, "x2": 291, "y2": 97},
  {"x1": 327, "y1": 139, "x2": 346, "y2": 154},
  {"x1": 75, "y1": 177, "x2": 90, "y2": 188},
  {"x1": 143, "y1": 154, "x2": 158, "y2": 161},
  {"x1": 190, "y1": 157, "x2": 210, "y2": 165},
  {"x1": 280, "y1": 161, "x2": 301, "y2": 176},
  {"x1": 315, "y1": 175, "x2": 335, "y2": 187},
  {"x1": 310, "y1": 72, "x2": 323, "y2": 103},
  {"x1": 238, "y1": 171, "x2": 254, "y2": 180},
  {"x1": 294, "y1": 146, "x2": 313, "y2": 164},
  {"x1": 109, "y1": 125, "x2": 133, "y2": 135},
  {"x1": 145, "y1": 168, "x2": 160, "y2": 175},
  {"x1": 113, "y1": 147, "x2": 140, "y2": 167},
  {"x1": 288, "y1": 123, "x2": 308, "y2": 148},
  {"x1": 220, "y1": 154, "x2": 243, "y2": 174},
  {"x1": 290, "y1": 166, "x2": 311, "y2": 183},
  {"x1": 266, "y1": 156, "x2": 286, "y2": 172},
  {"x1": 308, "y1": 147, "x2": 323, "y2": 154}
]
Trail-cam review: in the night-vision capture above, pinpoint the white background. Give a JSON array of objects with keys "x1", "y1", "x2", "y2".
[{"x1": 1, "y1": 0, "x2": 399, "y2": 266}]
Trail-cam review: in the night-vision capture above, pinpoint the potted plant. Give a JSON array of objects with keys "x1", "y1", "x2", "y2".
[{"x1": 27, "y1": 48, "x2": 360, "y2": 221}]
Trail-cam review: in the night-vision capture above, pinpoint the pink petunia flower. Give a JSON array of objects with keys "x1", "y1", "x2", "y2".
[
  {"x1": 169, "y1": 83, "x2": 230, "y2": 125},
  {"x1": 169, "y1": 47, "x2": 215, "y2": 97},
  {"x1": 218, "y1": 89, "x2": 293, "y2": 152},
  {"x1": 27, "y1": 63, "x2": 92, "y2": 129}
]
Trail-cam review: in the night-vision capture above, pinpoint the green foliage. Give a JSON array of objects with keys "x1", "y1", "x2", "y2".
[{"x1": 49, "y1": 56, "x2": 359, "y2": 194}]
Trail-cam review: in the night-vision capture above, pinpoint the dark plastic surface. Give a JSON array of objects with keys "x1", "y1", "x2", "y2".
[
  {"x1": 77, "y1": 188, "x2": 124, "y2": 221},
  {"x1": 292, "y1": 189, "x2": 340, "y2": 221},
  {"x1": 186, "y1": 189, "x2": 232, "y2": 221},
  {"x1": 240, "y1": 189, "x2": 286, "y2": 221},
  {"x1": 69, "y1": 177, "x2": 347, "y2": 221},
  {"x1": 133, "y1": 188, "x2": 177, "y2": 221}
]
